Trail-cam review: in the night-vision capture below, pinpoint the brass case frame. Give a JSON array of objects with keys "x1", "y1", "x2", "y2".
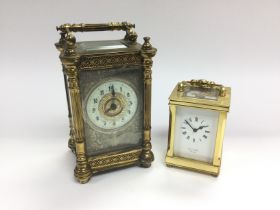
[
  {"x1": 55, "y1": 22, "x2": 157, "y2": 183},
  {"x1": 166, "y1": 82, "x2": 231, "y2": 176}
]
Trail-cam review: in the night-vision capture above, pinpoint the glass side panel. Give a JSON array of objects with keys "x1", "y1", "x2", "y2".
[
  {"x1": 78, "y1": 41, "x2": 127, "y2": 52},
  {"x1": 184, "y1": 86, "x2": 219, "y2": 100}
]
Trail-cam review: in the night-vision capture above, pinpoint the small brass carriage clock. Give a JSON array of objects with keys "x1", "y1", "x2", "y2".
[
  {"x1": 166, "y1": 80, "x2": 231, "y2": 176},
  {"x1": 55, "y1": 22, "x2": 157, "y2": 183}
]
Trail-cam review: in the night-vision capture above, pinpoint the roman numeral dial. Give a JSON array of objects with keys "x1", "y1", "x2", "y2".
[{"x1": 181, "y1": 116, "x2": 210, "y2": 143}]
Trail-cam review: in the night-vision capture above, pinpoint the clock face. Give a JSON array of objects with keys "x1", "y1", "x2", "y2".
[
  {"x1": 79, "y1": 68, "x2": 144, "y2": 156},
  {"x1": 173, "y1": 106, "x2": 220, "y2": 163},
  {"x1": 86, "y1": 80, "x2": 138, "y2": 130}
]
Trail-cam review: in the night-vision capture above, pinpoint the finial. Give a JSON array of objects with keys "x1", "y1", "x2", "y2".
[{"x1": 142, "y1": 37, "x2": 152, "y2": 50}]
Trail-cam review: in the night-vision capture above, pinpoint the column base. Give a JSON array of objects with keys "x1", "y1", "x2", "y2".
[
  {"x1": 139, "y1": 150, "x2": 154, "y2": 168},
  {"x1": 74, "y1": 166, "x2": 92, "y2": 184}
]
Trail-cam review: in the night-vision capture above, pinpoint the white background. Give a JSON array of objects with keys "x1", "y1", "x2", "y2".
[{"x1": 0, "y1": 0, "x2": 280, "y2": 209}]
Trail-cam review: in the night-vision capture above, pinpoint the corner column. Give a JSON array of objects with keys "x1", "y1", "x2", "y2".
[
  {"x1": 63, "y1": 32, "x2": 91, "y2": 183},
  {"x1": 140, "y1": 37, "x2": 157, "y2": 167},
  {"x1": 55, "y1": 33, "x2": 76, "y2": 153}
]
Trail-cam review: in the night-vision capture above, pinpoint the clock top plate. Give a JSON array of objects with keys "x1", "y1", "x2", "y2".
[
  {"x1": 76, "y1": 39, "x2": 142, "y2": 55},
  {"x1": 169, "y1": 82, "x2": 231, "y2": 111}
]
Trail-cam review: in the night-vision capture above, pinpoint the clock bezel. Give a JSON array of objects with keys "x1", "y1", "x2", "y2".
[
  {"x1": 166, "y1": 81, "x2": 230, "y2": 176},
  {"x1": 83, "y1": 78, "x2": 140, "y2": 132},
  {"x1": 55, "y1": 22, "x2": 157, "y2": 183}
]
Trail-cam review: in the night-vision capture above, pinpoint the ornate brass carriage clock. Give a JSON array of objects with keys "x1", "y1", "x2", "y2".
[
  {"x1": 166, "y1": 80, "x2": 231, "y2": 176},
  {"x1": 55, "y1": 22, "x2": 157, "y2": 183}
]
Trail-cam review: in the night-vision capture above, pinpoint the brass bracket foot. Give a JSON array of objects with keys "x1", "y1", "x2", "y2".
[
  {"x1": 139, "y1": 150, "x2": 154, "y2": 168},
  {"x1": 74, "y1": 166, "x2": 92, "y2": 184}
]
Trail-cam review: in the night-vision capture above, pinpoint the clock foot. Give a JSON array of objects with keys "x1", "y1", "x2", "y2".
[
  {"x1": 74, "y1": 155, "x2": 92, "y2": 184},
  {"x1": 139, "y1": 143, "x2": 154, "y2": 168},
  {"x1": 74, "y1": 166, "x2": 91, "y2": 184}
]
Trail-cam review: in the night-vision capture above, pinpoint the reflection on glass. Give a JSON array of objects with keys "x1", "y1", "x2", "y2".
[
  {"x1": 79, "y1": 42, "x2": 128, "y2": 52},
  {"x1": 89, "y1": 44, "x2": 127, "y2": 50},
  {"x1": 184, "y1": 86, "x2": 219, "y2": 100}
]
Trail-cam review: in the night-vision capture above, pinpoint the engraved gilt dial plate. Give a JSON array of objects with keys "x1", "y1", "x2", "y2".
[
  {"x1": 173, "y1": 106, "x2": 220, "y2": 163},
  {"x1": 86, "y1": 80, "x2": 138, "y2": 130},
  {"x1": 79, "y1": 67, "x2": 144, "y2": 156}
]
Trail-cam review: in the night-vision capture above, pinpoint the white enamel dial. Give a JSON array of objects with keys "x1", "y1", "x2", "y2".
[
  {"x1": 173, "y1": 106, "x2": 220, "y2": 163},
  {"x1": 86, "y1": 80, "x2": 138, "y2": 130}
]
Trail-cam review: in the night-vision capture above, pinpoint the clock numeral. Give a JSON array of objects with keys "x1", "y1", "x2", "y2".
[
  {"x1": 120, "y1": 87, "x2": 123, "y2": 92},
  {"x1": 181, "y1": 127, "x2": 186, "y2": 129},
  {"x1": 96, "y1": 116, "x2": 99, "y2": 121},
  {"x1": 195, "y1": 117, "x2": 198, "y2": 122},
  {"x1": 201, "y1": 120, "x2": 204, "y2": 124},
  {"x1": 187, "y1": 136, "x2": 190, "y2": 140},
  {"x1": 113, "y1": 121, "x2": 116, "y2": 126},
  {"x1": 104, "y1": 121, "x2": 106, "y2": 126},
  {"x1": 203, "y1": 135, "x2": 207, "y2": 139},
  {"x1": 109, "y1": 86, "x2": 113, "y2": 91},
  {"x1": 127, "y1": 92, "x2": 130, "y2": 97},
  {"x1": 129, "y1": 101, "x2": 133, "y2": 105},
  {"x1": 128, "y1": 110, "x2": 131, "y2": 114},
  {"x1": 100, "y1": 90, "x2": 104, "y2": 95},
  {"x1": 205, "y1": 130, "x2": 210, "y2": 133},
  {"x1": 193, "y1": 138, "x2": 196, "y2": 142},
  {"x1": 182, "y1": 131, "x2": 187, "y2": 135},
  {"x1": 93, "y1": 98, "x2": 98, "y2": 104},
  {"x1": 189, "y1": 118, "x2": 192, "y2": 122},
  {"x1": 92, "y1": 108, "x2": 96, "y2": 113}
]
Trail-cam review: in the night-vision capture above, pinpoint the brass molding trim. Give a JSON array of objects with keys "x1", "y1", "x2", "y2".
[
  {"x1": 169, "y1": 100, "x2": 229, "y2": 112},
  {"x1": 166, "y1": 156, "x2": 220, "y2": 176},
  {"x1": 89, "y1": 149, "x2": 142, "y2": 171},
  {"x1": 78, "y1": 53, "x2": 142, "y2": 70}
]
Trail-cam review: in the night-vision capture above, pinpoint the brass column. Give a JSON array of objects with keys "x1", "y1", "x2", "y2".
[
  {"x1": 62, "y1": 32, "x2": 91, "y2": 183},
  {"x1": 55, "y1": 33, "x2": 75, "y2": 153},
  {"x1": 140, "y1": 37, "x2": 157, "y2": 167}
]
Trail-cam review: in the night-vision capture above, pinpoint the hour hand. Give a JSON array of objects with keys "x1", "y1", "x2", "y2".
[{"x1": 197, "y1": 125, "x2": 209, "y2": 130}]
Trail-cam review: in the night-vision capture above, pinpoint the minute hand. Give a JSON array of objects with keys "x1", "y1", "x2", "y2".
[{"x1": 185, "y1": 120, "x2": 195, "y2": 131}]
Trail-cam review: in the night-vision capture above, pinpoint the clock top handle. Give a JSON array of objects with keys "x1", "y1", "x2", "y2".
[
  {"x1": 56, "y1": 22, "x2": 138, "y2": 42},
  {"x1": 177, "y1": 79, "x2": 227, "y2": 97}
]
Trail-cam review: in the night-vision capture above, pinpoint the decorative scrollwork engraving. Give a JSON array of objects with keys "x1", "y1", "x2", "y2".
[
  {"x1": 78, "y1": 54, "x2": 142, "y2": 70},
  {"x1": 177, "y1": 79, "x2": 226, "y2": 97},
  {"x1": 89, "y1": 149, "x2": 142, "y2": 170}
]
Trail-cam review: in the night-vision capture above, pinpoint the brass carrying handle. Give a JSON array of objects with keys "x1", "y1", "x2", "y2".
[
  {"x1": 56, "y1": 22, "x2": 137, "y2": 42},
  {"x1": 177, "y1": 79, "x2": 226, "y2": 97},
  {"x1": 56, "y1": 22, "x2": 135, "y2": 33}
]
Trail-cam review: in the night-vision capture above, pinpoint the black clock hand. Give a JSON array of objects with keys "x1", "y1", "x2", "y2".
[
  {"x1": 110, "y1": 85, "x2": 117, "y2": 105},
  {"x1": 185, "y1": 120, "x2": 195, "y2": 132},
  {"x1": 111, "y1": 85, "x2": 116, "y2": 97},
  {"x1": 105, "y1": 102, "x2": 117, "y2": 113},
  {"x1": 197, "y1": 125, "x2": 209, "y2": 130}
]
